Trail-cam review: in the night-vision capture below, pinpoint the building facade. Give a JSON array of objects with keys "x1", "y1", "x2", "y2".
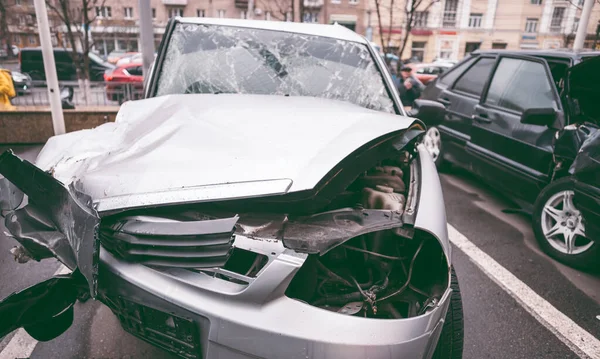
[
  {"x1": 1, "y1": 0, "x2": 599, "y2": 62},
  {"x1": 367, "y1": 0, "x2": 600, "y2": 63}
]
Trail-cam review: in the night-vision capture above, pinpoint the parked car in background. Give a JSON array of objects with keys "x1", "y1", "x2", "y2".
[
  {"x1": 106, "y1": 50, "x2": 136, "y2": 64},
  {"x1": 0, "y1": 18, "x2": 461, "y2": 359},
  {"x1": 11, "y1": 70, "x2": 32, "y2": 95},
  {"x1": 421, "y1": 49, "x2": 600, "y2": 270},
  {"x1": 116, "y1": 52, "x2": 142, "y2": 66},
  {"x1": 408, "y1": 63, "x2": 454, "y2": 85},
  {"x1": 104, "y1": 62, "x2": 144, "y2": 103},
  {"x1": 19, "y1": 48, "x2": 114, "y2": 82}
]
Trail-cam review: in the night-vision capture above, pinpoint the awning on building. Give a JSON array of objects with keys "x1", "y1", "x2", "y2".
[{"x1": 329, "y1": 14, "x2": 357, "y2": 24}]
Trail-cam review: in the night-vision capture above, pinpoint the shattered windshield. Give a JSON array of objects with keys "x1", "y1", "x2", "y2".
[{"x1": 155, "y1": 23, "x2": 395, "y2": 113}]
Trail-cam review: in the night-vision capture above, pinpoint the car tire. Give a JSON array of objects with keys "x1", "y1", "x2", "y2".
[
  {"x1": 432, "y1": 267, "x2": 464, "y2": 359},
  {"x1": 532, "y1": 177, "x2": 599, "y2": 270},
  {"x1": 423, "y1": 126, "x2": 446, "y2": 170}
]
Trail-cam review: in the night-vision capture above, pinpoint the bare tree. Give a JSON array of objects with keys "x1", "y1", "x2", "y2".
[
  {"x1": 45, "y1": 0, "x2": 105, "y2": 104},
  {"x1": 397, "y1": 0, "x2": 439, "y2": 63},
  {"x1": 257, "y1": 0, "x2": 292, "y2": 20},
  {"x1": 373, "y1": 0, "x2": 387, "y2": 55}
]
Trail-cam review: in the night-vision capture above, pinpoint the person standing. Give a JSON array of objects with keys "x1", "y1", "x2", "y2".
[
  {"x1": 396, "y1": 66, "x2": 424, "y2": 109},
  {"x1": 0, "y1": 68, "x2": 16, "y2": 109}
]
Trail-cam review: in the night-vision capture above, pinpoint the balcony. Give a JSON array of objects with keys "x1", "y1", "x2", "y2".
[
  {"x1": 162, "y1": 0, "x2": 188, "y2": 6},
  {"x1": 235, "y1": 0, "x2": 248, "y2": 9},
  {"x1": 304, "y1": 0, "x2": 324, "y2": 8}
]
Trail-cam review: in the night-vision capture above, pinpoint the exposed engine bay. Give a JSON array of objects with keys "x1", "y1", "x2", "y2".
[{"x1": 98, "y1": 149, "x2": 449, "y2": 321}]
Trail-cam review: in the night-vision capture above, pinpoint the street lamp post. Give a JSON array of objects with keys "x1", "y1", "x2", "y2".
[
  {"x1": 33, "y1": 0, "x2": 65, "y2": 136},
  {"x1": 573, "y1": 0, "x2": 594, "y2": 50}
]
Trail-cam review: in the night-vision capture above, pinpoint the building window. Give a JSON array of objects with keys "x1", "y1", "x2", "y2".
[
  {"x1": 124, "y1": 7, "x2": 133, "y2": 19},
  {"x1": 465, "y1": 42, "x2": 481, "y2": 54},
  {"x1": 13, "y1": 35, "x2": 20, "y2": 44},
  {"x1": 152, "y1": 8, "x2": 156, "y2": 19},
  {"x1": 285, "y1": 12, "x2": 292, "y2": 21},
  {"x1": 331, "y1": 0, "x2": 341, "y2": 4},
  {"x1": 442, "y1": 0, "x2": 458, "y2": 28},
  {"x1": 572, "y1": 17, "x2": 579, "y2": 33},
  {"x1": 217, "y1": 9, "x2": 225, "y2": 18},
  {"x1": 95, "y1": 6, "x2": 112, "y2": 18},
  {"x1": 492, "y1": 42, "x2": 507, "y2": 49},
  {"x1": 303, "y1": 12, "x2": 319, "y2": 23},
  {"x1": 411, "y1": 41, "x2": 426, "y2": 61},
  {"x1": 19, "y1": 16, "x2": 26, "y2": 25},
  {"x1": 413, "y1": 11, "x2": 428, "y2": 28},
  {"x1": 550, "y1": 7, "x2": 565, "y2": 32},
  {"x1": 530, "y1": 0, "x2": 542, "y2": 4},
  {"x1": 525, "y1": 18, "x2": 538, "y2": 32},
  {"x1": 197, "y1": 9, "x2": 205, "y2": 17},
  {"x1": 265, "y1": 11, "x2": 271, "y2": 20},
  {"x1": 28, "y1": 35, "x2": 36, "y2": 45},
  {"x1": 169, "y1": 8, "x2": 184, "y2": 18},
  {"x1": 349, "y1": 0, "x2": 359, "y2": 4},
  {"x1": 468, "y1": 13, "x2": 482, "y2": 28}
]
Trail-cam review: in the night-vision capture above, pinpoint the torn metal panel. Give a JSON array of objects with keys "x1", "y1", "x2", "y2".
[
  {"x1": 0, "y1": 151, "x2": 100, "y2": 296},
  {"x1": 0, "y1": 271, "x2": 83, "y2": 340},
  {"x1": 0, "y1": 178, "x2": 24, "y2": 213},
  {"x1": 282, "y1": 208, "x2": 405, "y2": 254},
  {"x1": 570, "y1": 129, "x2": 600, "y2": 178}
]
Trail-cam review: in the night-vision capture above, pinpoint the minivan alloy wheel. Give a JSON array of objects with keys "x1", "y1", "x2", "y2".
[
  {"x1": 541, "y1": 190, "x2": 591, "y2": 255},
  {"x1": 424, "y1": 127, "x2": 442, "y2": 161}
]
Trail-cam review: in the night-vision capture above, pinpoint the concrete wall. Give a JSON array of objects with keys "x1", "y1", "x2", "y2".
[{"x1": 0, "y1": 107, "x2": 119, "y2": 144}]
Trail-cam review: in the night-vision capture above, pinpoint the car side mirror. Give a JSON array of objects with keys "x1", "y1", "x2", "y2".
[
  {"x1": 408, "y1": 99, "x2": 446, "y2": 125},
  {"x1": 520, "y1": 108, "x2": 556, "y2": 127}
]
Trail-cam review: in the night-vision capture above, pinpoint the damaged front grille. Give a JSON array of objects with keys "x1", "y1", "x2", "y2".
[{"x1": 100, "y1": 215, "x2": 238, "y2": 268}]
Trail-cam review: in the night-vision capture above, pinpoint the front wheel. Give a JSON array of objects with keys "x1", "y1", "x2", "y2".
[
  {"x1": 432, "y1": 267, "x2": 464, "y2": 359},
  {"x1": 424, "y1": 126, "x2": 445, "y2": 169},
  {"x1": 532, "y1": 177, "x2": 598, "y2": 270}
]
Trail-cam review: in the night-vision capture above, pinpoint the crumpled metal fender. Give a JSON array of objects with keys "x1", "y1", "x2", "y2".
[{"x1": 0, "y1": 150, "x2": 100, "y2": 297}]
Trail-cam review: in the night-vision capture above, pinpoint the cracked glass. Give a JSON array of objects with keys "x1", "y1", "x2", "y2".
[{"x1": 155, "y1": 23, "x2": 395, "y2": 113}]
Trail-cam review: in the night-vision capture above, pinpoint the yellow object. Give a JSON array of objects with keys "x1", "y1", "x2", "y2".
[{"x1": 0, "y1": 69, "x2": 16, "y2": 109}]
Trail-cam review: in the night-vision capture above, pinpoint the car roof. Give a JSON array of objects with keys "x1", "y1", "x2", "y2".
[
  {"x1": 176, "y1": 17, "x2": 368, "y2": 44},
  {"x1": 472, "y1": 48, "x2": 600, "y2": 60}
]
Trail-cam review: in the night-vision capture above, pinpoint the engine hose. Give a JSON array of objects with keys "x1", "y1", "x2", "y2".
[{"x1": 312, "y1": 292, "x2": 363, "y2": 306}]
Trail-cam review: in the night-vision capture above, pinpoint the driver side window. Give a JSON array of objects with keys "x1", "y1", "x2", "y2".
[{"x1": 485, "y1": 58, "x2": 555, "y2": 113}]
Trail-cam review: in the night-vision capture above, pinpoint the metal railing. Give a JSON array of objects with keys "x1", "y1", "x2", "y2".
[{"x1": 11, "y1": 80, "x2": 144, "y2": 107}]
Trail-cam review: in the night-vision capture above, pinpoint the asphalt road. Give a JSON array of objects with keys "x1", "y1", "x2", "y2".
[{"x1": 0, "y1": 145, "x2": 598, "y2": 359}]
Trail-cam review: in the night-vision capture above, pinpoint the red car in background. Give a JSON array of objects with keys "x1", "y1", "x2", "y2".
[
  {"x1": 407, "y1": 63, "x2": 454, "y2": 85},
  {"x1": 104, "y1": 62, "x2": 144, "y2": 104}
]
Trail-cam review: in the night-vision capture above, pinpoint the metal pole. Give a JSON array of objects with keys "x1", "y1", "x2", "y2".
[
  {"x1": 593, "y1": 23, "x2": 600, "y2": 50},
  {"x1": 248, "y1": 0, "x2": 254, "y2": 19},
  {"x1": 138, "y1": 0, "x2": 155, "y2": 78},
  {"x1": 33, "y1": 0, "x2": 65, "y2": 135},
  {"x1": 573, "y1": 0, "x2": 594, "y2": 50}
]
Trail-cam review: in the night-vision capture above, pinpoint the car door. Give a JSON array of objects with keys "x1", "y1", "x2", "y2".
[
  {"x1": 434, "y1": 55, "x2": 496, "y2": 168},
  {"x1": 467, "y1": 54, "x2": 563, "y2": 204}
]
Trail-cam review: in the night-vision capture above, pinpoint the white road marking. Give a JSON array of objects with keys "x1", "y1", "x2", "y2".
[
  {"x1": 448, "y1": 224, "x2": 600, "y2": 359},
  {"x1": 0, "y1": 265, "x2": 71, "y2": 359}
]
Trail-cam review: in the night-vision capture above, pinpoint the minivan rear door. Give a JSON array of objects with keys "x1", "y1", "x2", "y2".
[{"x1": 467, "y1": 54, "x2": 563, "y2": 203}]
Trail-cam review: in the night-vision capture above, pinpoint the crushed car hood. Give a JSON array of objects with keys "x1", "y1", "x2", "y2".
[{"x1": 35, "y1": 94, "x2": 417, "y2": 213}]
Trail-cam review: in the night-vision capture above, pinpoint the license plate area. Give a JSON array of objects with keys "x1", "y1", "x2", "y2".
[{"x1": 103, "y1": 296, "x2": 201, "y2": 359}]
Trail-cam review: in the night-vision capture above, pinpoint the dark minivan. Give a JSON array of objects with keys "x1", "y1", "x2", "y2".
[
  {"x1": 19, "y1": 48, "x2": 114, "y2": 82},
  {"x1": 420, "y1": 49, "x2": 600, "y2": 270}
]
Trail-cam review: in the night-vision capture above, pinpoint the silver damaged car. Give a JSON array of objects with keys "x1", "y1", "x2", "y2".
[{"x1": 0, "y1": 18, "x2": 463, "y2": 359}]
